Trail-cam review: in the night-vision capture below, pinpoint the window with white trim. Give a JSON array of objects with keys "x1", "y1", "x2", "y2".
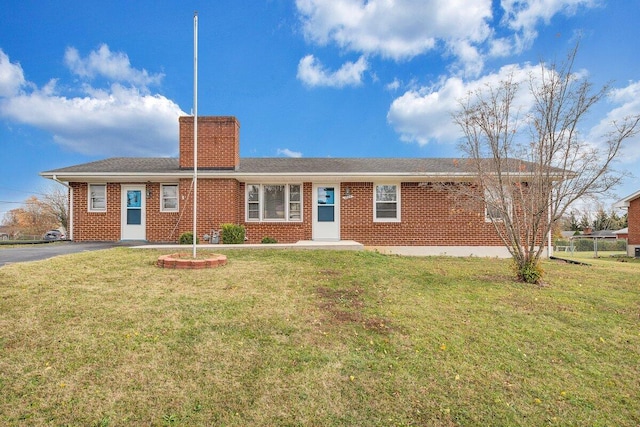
[
  {"x1": 161, "y1": 184, "x2": 179, "y2": 212},
  {"x1": 374, "y1": 184, "x2": 400, "y2": 222},
  {"x1": 288, "y1": 184, "x2": 302, "y2": 220},
  {"x1": 484, "y1": 186, "x2": 512, "y2": 221},
  {"x1": 89, "y1": 184, "x2": 106, "y2": 212},
  {"x1": 246, "y1": 184, "x2": 302, "y2": 222},
  {"x1": 247, "y1": 184, "x2": 260, "y2": 220}
]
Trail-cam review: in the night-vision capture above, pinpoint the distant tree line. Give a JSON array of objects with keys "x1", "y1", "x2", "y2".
[
  {"x1": 1, "y1": 187, "x2": 68, "y2": 239},
  {"x1": 560, "y1": 207, "x2": 628, "y2": 232}
]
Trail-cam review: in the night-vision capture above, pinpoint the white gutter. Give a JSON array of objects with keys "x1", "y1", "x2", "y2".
[
  {"x1": 40, "y1": 170, "x2": 557, "y2": 183},
  {"x1": 52, "y1": 175, "x2": 73, "y2": 241},
  {"x1": 614, "y1": 189, "x2": 640, "y2": 209}
]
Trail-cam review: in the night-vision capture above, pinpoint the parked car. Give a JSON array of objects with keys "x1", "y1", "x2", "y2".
[{"x1": 43, "y1": 230, "x2": 65, "y2": 241}]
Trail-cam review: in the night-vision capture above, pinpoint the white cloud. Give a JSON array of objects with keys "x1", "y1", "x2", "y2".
[
  {"x1": 296, "y1": 0, "x2": 492, "y2": 74},
  {"x1": 0, "y1": 47, "x2": 185, "y2": 156},
  {"x1": 297, "y1": 54, "x2": 368, "y2": 88},
  {"x1": 447, "y1": 39, "x2": 485, "y2": 77},
  {"x1": 64, "y1": 44, "x2": 164, "y2": 88},
  {"x1": 0, "y1": 49, "x2": 26, "y2": 97},
  {"x1": 277, "y1": 148, "x2": 303, "y2": 158},
  {"x1": 385, "y1": 78, "x2": 401, "y2": 92},
  {"x1": 588, "y1": 81, "x2": 640, "y2": 163},
  {"x1": 2, "y1": 83, "x2": 184, "y2": 156},
  {"x1": 296, "y1": 0, "x2": 491, "y2": 60},
  {"x1": 488, "y1": 37, "x2": 514, "y2": 58},
  {"x1": 387, "y1": 64, "x2": 537, "y2": 145},
  {"x1": 296, "y1": 0, "x2": 600, "y2": 75},
  {"x1": 501, "y1": 0, "x2": 599, "y2": 51},
  {"x1": 388, "y1": 60, "x2": 640, "y2": 166}
]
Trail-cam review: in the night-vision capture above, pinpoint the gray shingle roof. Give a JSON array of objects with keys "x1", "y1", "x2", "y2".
[
  {"x1": 42, "y1": 157, "x2": 545, "y2": 175},
  {"x1": 43, "y1": 157, "x2": 180, "y2": 174},
  {"x1": 41, "y1": 157, "x2": 561, "y2": 181},
  {"x1": 237, "y1": 158, "x2": 470, "y2": 174}
]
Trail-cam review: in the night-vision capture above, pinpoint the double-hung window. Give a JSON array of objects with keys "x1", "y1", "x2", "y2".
[
  {"x1": 89, "y1": 184, "x2": 106, "y2": 212},
  {"x1": 484, "y1": 186, "x2": 512, "y2": 222},
  {"x1": 161, "y1": 184, "x2": 179, "y2": 212},
  {"x1": 247, "y1": 185, "x2": 261, "y2": 220},
  {"x1": 374, "y1": 184, "x2": 400, "y2": 222},
  {"x1": 288, "y1": 185, "x2": 302, "y2": 220},
  {"x1": 246, "y1": 184, "x2": 302, "y2": 222}
]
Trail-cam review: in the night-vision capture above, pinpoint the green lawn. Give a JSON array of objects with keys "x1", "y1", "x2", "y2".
[
  {"x1": 553, "y1": 250, "x2": 640, "y2": 267},
  {"x1": 1, "y1": 248, "x2": 639, "y2": 426},
  {"x1": 554, "y1": 250, "x2": 628, "y2": 258}
]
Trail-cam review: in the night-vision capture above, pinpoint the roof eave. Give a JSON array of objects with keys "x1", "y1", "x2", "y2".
[
  {"x1": 39, "y1": 172, "x2": 190, "y2": 182},
  {"x1": 40, "y1": 170, "x2": 556, "y2": 183},
  {"x1": 614, "y1": 189, "x2": 640, "y2": 208}
]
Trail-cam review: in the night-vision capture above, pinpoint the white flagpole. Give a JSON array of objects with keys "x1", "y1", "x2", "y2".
[{"x1": 192, "y1": 11, "x2": 198, "y2": 259}]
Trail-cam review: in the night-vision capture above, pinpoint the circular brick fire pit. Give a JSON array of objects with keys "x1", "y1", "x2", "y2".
[{"x1": 156, "y1": 253, "x2": 227, "y2": 269}]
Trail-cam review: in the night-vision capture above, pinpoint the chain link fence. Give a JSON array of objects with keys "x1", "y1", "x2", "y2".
[{"x1": 554, "y1": 238, "x2": 627, "y2": 257}]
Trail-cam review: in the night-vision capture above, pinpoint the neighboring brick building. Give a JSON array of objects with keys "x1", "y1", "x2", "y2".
[
  {"x1": 41, "y1": 115, "x2": 549, "y2": 257},
  {"x1": 615, "y1": 190, "x2": 640, "y2": 257}
]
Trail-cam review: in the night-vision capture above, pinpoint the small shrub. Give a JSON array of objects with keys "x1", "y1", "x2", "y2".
[
  {"x1": 221, "y1": 224, "x2": 245, "y2": 244},
  {"x1": 261, "y1": 237, "x2": 278, "y2": 244},
  {"x1": 179, "y1": 232, "x2": 199, "y2": 245},
  {"x1": 514, "y1": 259, "x2": 544, "y2": 284}
]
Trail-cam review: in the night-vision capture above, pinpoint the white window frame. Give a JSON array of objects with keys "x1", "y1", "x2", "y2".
[
  {"x1": 484, "y1": 186, "x2": 512, "y2": 222},
  {"x1": 374, "y1": 183, "x2": 401, "y2": 222},
  {"x1": 88, "y1": 184, "x2": 106, "y2": 212},
  {"x1": 288, "y1": 184, "x2": 302, "y2": 221},
  {"x1": 245, "y1": 184, "x2": 303, "y2": 222},
  {"x1": 247, "y1": 184, "x2": 261, "y2": 221},
  {"x1": 160, "y1": 184, "x2": 179, "y2": 212}
]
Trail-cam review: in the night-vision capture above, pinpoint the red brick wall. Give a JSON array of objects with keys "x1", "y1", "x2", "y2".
[
  {"x1": 177, "y1": 178, "x2": 241, "y2": 241},
  {"x1": 72, "y1": 180, "x2": 243, "y2": 243},
  {"x1": 340, "y1": 182, "x2": 504, "y2": 246},
  {"x1": 628, "y1": 198, "x2": 640, "y2": 245},
  {"x1": 71, "y1": 183, "x2": 121, "y2": 241},
  {"x1": 145, "y1": 182, "x2": 181, "y2": 243},
  {"x1": 70, "y1": 179, "x2": 543, "y2": 247},
  {"x1": 233, "y1": 182, "x2": 513, "y2": 246},
  {"x1": 179, "y1": 116, "x2": 240, "y2": 169}
]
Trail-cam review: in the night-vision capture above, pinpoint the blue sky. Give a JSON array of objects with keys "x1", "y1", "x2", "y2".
[{"x1": 1, "y1": 0, "x2": 639, "y2": 219}]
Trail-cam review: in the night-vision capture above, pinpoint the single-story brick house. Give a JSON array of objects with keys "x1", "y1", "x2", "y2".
[
  {"x1": 614, "y1": 189, "x2": 640, "y2": 257},
  {"x1": 41, "y1": 116, "x2": 551, "y2": 257},
  {"x1": 613, "y1": 228, "x2": 629, "y2": 240}
]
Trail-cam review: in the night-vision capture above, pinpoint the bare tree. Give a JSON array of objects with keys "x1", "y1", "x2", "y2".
[
  {"x1": 0, "y1": 187, "x2": 68, "y2": 238},
  {"x1": 452, "y1": 45, "x2": 640, "y2": 283},
  {"x1": 41, "y1": 186, "x2": 69, "y2": 232},
  {"x1": 2, "y1": 196, "x2": 59, "y2": 238}
]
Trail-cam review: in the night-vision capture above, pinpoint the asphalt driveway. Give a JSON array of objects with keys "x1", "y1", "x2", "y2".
[{"x1": 0, "y1": 242, "x2": 137, "y2": 268}]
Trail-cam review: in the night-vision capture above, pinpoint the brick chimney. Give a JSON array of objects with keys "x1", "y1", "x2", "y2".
[{"x1": 179, "y1": 116, "x2": 240, "y2": 169}]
